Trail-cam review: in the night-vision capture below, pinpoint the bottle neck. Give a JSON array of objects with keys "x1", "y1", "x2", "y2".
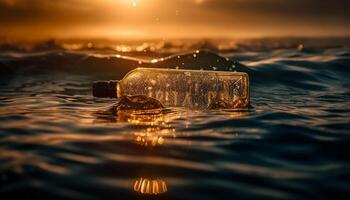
[{"x1": 92, "y1": 80, "x2": 119, "y2": 98}]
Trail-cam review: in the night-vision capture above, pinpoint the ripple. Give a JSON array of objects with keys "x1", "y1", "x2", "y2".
[{"x1": 1, "y1": 47, "x2": 350, "y2": 199}]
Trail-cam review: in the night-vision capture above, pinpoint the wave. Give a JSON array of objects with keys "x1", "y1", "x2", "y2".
[
  {"x1": 0, "y1": 42, "x2": 350, "y2": 200},
  {"x1": 0, "y1": 50, "x2": 249, "y2": 79},
  {"x1": 1, "y1": 47, "x2": 349, "y2": 93}
]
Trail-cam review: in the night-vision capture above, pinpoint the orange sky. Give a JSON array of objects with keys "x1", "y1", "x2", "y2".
[{"x1": 0, "y1": 0, "x2": 349, "y2": 41}]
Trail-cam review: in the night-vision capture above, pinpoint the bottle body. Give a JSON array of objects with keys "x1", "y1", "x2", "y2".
[{"x1": 116, "y1": 68, "x2": 249, "y2": 109}]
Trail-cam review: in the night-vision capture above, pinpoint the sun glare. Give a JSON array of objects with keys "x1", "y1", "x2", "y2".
[
  {"x1": 195, "y1": 0, "x2": 205, "y2": 4},
  {"x1": 126, "y1": 0, "x2": 140, "y2": 7}
]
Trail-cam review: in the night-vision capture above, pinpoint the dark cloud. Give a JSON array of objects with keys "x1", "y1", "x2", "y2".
[
  {"x1": 0, "y1": 0, "x2": 119, "y2": 25},
  {"x1": 203, "y1": 0, "x2": 350, "y2": 23}
]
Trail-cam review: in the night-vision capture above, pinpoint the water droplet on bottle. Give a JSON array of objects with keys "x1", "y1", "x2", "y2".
[{"x1": 94, "y1": 68, "x2": 250, "y2": 109}]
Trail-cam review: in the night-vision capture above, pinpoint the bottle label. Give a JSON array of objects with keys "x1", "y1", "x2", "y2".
[
  {"x1": 144, "y1": 77, "x2": 248, "y2": 108},
  {"x1": 120, "y1": 70, "x2": 249, "y2": 109}
]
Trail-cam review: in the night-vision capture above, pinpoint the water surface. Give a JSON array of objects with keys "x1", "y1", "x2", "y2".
[{"x1": 0, "y1": 39, "x2": 350, "y2": 199}]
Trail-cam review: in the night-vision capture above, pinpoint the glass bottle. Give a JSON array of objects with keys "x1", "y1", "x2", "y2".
[{"x1": 93, "y1": 68, "x2": 249, "y2": 109}]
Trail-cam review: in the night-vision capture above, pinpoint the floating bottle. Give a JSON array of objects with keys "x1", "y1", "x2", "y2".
[{"x1": 93, "y1": 68, "x2": 249, "y2": 109}]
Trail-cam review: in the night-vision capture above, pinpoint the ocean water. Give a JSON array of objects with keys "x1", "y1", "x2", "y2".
[{"x1": 0, "y1": 39, "x2": 350, "y2": 200}]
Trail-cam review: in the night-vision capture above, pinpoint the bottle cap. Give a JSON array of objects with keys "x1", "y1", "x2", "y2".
[{"x1": 92, "y1": 81, "x2": 118, "y2": 98}]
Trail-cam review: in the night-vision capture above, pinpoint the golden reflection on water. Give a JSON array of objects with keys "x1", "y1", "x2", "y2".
[
  {"x1": 122, "y1": 110, "x2": 174, "y2": 195},
  {"x1": 117, "y1": 109, "x2": 180, "y2": 147},
  {"x1": 116, "y1": 109, "x2": 179, "y2": 126},
  {"x1": 222, "y1": 110, "x2": 249, "y2": 119},
  {"x1": 133, "y1": 177, "x2": 167, "y2": 195},
  {"x1": 134, "y1": 127, "x2": 176, "y2": 147},
  {"x1": 94, "y1": 107, "x2": 249, "y2": 195}
]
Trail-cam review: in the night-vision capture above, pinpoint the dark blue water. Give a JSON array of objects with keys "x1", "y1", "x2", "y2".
[{"x1": 0, "y1": 40, "x2": 350, "y2": 200}]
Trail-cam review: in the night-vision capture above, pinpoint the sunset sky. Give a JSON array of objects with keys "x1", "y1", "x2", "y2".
[{"x1": 1, "y1": 0, "x2": 349, "y2": 40}]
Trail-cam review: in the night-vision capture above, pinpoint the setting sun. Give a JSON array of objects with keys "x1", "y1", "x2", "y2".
[{"x1": 0, "y1": 0, "x2": 349, "y2": 41}]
